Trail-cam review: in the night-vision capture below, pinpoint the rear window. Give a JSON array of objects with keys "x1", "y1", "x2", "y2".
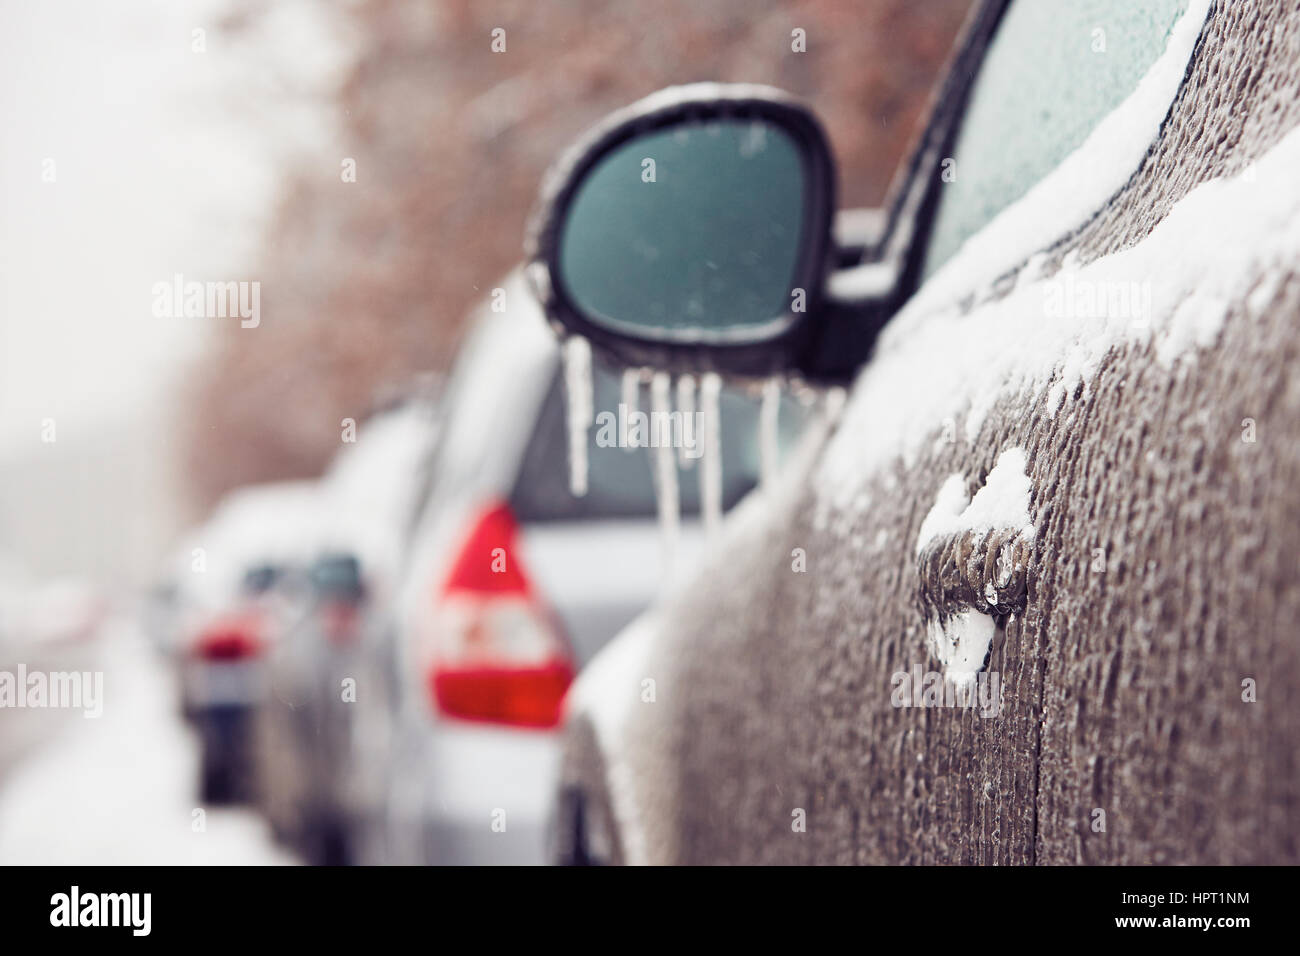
[
  {"x1": 510, "y1": 362, "x2": 796, "y2": 522},
  {"x1": 309, "y1": 554, "x2": 364, "y2": 601}
]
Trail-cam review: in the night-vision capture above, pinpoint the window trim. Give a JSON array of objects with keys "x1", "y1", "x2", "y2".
[{"x1": 796, "y1": 0, "x2": 1013, "y2": 381}]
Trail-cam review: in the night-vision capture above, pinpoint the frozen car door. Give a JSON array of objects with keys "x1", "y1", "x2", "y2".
[{"x1": 566, "y1": 0, "x2": 1300, "y2": 865}]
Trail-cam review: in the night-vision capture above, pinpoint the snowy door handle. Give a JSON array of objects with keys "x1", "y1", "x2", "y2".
[{"x1": 913, "y1": 448, "x2": 1036, "y2": 684}]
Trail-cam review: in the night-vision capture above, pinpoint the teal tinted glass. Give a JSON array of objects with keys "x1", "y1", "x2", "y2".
[
  {"x1": 558, "y1": 119, "x2": 806, "y2": 337},
  {"x1": 922, "y1": 0, "x2": 1189, "y2": 277}
]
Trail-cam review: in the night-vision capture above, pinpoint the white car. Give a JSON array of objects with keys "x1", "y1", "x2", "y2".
[
  {"x1": 351, "y1": 273, "x2": 803, "y2": 864},
  {"x1": 165, "y1": 481, "x2": 323, "y2": 802}
]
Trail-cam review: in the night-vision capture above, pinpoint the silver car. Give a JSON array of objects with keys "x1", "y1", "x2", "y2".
[{"x1": 350, "y1": 273, "x2": 803, "y2": 864}]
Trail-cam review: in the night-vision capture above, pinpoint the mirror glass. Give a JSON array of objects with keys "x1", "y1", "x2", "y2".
[{"x1": 558, "y1": 118, "x2": 807, "y2": 340}]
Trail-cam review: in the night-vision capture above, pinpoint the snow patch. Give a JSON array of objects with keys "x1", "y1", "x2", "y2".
[
  {"x1": 0, "y1": 623, "x2": 295, "y2": 864},
  {"x1": 926, "y1": 610, "x2": 996, "y2": 686},
  {"x1": 915, "y1": 448, "x2": 1034, "y2": 556},
  {"x1": 819, "y1": 119, "x2": 1300, "y2": 510}
]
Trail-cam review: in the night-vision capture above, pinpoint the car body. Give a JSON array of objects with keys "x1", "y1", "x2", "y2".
[
  {"x1": 167, "y1": 481, "x2": 323, "y2": 802},
  {"x1": 350, "y1": 272, "x2": 805, "y2": 865},
  {"x1": 555, "y1": 0, "x2": 1300, "y2": 864},
  {"x1": 256, "y1": 551, "x2": 370, "y2": 862},
  {"x1": 253, "y1": 398, "x2": 440, "y2": 863}
]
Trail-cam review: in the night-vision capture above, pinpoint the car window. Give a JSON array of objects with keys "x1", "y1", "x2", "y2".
[
  {"x1": 309, "y1": 554, "x2": 364, "y2": 601},
  {"x1": 921, "y1": 0, "x2": 1189, "y2": 277},
  {"x1": 423, "y1": 294, "x2": 555, "y2": 498},
  {"x1": 510, "y1": 363, "x2": 801, "y2": 522}
]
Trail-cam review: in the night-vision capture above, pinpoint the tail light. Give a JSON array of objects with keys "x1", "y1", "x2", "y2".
[
  {"x1": 194, "y1": 613, "x2": 263, "y2": 661},
  {"x1": 428, "y1": 501, "x2": 574, "y2": 729}
]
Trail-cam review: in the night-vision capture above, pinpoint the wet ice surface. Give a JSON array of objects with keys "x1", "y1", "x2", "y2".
[{"x1": 0, "y1": 618, "x2": 295, "y2": 865}]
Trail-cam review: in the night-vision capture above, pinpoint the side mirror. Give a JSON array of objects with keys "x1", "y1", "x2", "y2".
[{"x1": 526, "y1": 84, "x2": 840, "y2": 379}]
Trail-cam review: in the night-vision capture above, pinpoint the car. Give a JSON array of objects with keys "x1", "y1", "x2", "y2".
[
  {"x1": 540, "y1": 0, "x2": 1300, "y2": 864},
  {"x1": 254, "y1": 397, "x2": 440, "y2": 863},
  {"x1": 256, "y1": 551, "x2": 369, "y2": 862},
  {"x1": 347, "y1": 271, "x2": 809, "y2": 865},
  {"x1": 168, "y1": 481, "x2": 323, "y2": 803}
]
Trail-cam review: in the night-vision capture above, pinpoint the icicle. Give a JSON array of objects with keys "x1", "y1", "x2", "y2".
[
  {"x1": 759, "y1": 377, "x2": 781, "y2": 490},
  {"x1": 620, "y1": 367, "x2": 640, "y2": 451},
  {"x1": 675, "y1": 374, "x2": 697, "y2": 469},
  {"x1": 563, "y1": 336, "x2": 593, "y2": 497},
  {"x1": 824, "y1": 385, "x2": 848, "y2": 422},
  {"x1": 699, "y1": 372, "x2": 723, "y2": 538},
  {"x1": 650, "y1": 371, "x2": 679, "y2": 570}
]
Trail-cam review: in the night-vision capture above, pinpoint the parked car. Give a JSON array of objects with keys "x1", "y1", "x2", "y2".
[
  {"x1": 347, "y1": 271, "x2": 809, "y2": 864},
  {"x1": 541, "y1": 0, "x2": 1300, "y2": 864},
  {"x1": 169, "y1": 482, "x2": 323, "y2": 803},
  {"x1": 254, "y1": 396, "x2": 440, "y2": 863},
  {"x1": 256, "y1": 551, "x2": 368, "y2": 862}
]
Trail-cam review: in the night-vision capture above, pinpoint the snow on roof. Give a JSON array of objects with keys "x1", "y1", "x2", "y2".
[
  {"x1": 319, "y1": 400, "x2": 439, "y2": 573},
  {"x1": 174, "y1": 480, "x2": 323, "y2": 608}
]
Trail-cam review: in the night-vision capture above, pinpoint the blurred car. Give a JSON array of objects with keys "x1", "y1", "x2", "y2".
[
  {"x1": 254, "y1": 395, "x2": 440, "y2": 863},
  {"x1": 541, "y1": 0, "x2": 1300, "y2": 864},
  {"x1": 180, "y1": 566, "x2": 297, "y2": 803},
  {"x1": 256, "y1": 551, "x2": 368, "y2": 862},
  {"x1": 345, "y1": 272, "x2": 807, "y2": 865},
  {"x1": 167, "y1": 482, "x2": 323, "y2": 803}
]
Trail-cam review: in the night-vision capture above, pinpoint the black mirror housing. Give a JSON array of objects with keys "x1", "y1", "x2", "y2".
[{"x1": 526, "y1": 83, "x2": 837, "y2": 380}]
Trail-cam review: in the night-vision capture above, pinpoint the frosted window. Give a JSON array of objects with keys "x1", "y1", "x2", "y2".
[{"x1": 922, "y1": 0, "x2": 1189, "y2": 277}]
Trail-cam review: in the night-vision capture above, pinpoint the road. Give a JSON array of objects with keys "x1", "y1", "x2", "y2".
[{"x1": 0, "y1": 618, "x2": 295, "y2": 865}]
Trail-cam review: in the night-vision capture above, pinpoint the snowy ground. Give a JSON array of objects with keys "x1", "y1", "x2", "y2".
[{"x1": 0, "y1": 618, "x2": 296, "y2": 865}]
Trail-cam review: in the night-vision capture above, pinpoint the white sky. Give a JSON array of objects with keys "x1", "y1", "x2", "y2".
[
  {"x1": 0, "y1": 0, "x2": 351, "y2": 580},
  {"x1": 1, "y1": 0, "x2": 349, "y2": 446}
]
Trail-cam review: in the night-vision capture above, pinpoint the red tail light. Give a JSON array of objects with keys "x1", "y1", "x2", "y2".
[
  {"x1": 195, "y1": 613, "x2": 263, "y2": 661},
  {"x1": 428, "y1": 502, "x2": 574, "y2": 729}
]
